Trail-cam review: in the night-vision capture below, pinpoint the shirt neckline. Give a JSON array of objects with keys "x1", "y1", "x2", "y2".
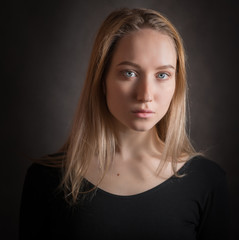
[{"x1": 85, "y1": 156, "x2": 194, "y2": 199}]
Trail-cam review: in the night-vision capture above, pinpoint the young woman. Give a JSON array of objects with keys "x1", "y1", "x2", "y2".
[{"x1": 20, "y1": 8, "x2": 229, "y2": 239}]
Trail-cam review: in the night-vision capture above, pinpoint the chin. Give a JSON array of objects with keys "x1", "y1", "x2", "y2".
[
  {"x1": 114, "y1": 118, "x2": 157, "y2": 132},
  {"x1": 128, "y1": 123, "x2": 155, "y2": 132}
]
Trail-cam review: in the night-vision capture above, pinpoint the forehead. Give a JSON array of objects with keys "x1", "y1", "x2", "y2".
[{"x1": 110, "y1": 28, "x2": 177, "y2": 68}]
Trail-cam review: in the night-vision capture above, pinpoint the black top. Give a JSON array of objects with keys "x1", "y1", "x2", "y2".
[{"x1": 19, "y1": 156, "x2": 229, "y2": 240}]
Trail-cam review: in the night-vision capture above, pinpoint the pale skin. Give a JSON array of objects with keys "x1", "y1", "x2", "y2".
[{"x1": 86, "y1": 28, "x2": 186, "y2": 195}]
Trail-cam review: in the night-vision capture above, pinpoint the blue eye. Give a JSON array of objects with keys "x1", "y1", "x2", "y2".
[
  {"x1": 124, "y1": 71, "x2": 137, "y2": 78},
  {"x1": 157, "y1": 73, "x2": 169, "y2": 79}
]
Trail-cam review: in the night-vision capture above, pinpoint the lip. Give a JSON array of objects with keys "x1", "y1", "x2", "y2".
[{"x1": 132, "y1": 109, "x2": 155, "y2": 118}]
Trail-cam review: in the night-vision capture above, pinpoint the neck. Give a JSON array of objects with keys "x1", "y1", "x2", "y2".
[{"x1": 116, "y1": 127, "x2": 163, "y2": 161}]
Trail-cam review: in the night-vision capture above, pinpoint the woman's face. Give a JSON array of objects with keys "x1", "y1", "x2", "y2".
[{"x1": 105, "y1": 28, "x2": 177, "y2": 132}]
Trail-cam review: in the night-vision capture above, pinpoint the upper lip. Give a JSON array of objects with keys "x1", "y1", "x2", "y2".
[{"x1": 132, "y1": 109, "x2": 155, "y2": 113}]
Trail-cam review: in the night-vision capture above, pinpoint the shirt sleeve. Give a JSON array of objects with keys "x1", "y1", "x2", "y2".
[{"x1": 197, "y1": 172, "x2": 230, "y2": 240}]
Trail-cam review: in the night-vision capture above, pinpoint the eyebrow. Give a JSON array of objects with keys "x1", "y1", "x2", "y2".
[{"x1": 117, "y1": 61, "x2": 175, "y2": 70}]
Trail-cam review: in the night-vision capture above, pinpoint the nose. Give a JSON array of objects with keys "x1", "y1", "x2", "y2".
[{"x1": 136, "y1": 77, "x2": 153, "y2": 102}]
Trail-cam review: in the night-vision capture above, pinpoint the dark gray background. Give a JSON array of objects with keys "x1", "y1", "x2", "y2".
[{"x1": 3, "y1": 0, "x2": 239, "y2": 239}]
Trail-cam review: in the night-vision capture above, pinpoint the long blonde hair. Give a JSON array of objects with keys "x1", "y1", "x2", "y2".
[{"x1": 53, "y1": 8, "x2": 197, "y2": 203}]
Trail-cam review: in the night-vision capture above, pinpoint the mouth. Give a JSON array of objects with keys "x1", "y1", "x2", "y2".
[{"x1": 131, "y1": 109, "x2": 155, "y2": 118}]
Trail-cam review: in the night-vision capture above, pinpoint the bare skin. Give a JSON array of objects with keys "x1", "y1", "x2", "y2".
[{"x1": 85, "y1": 28, "x2": 187, "y2": 196}]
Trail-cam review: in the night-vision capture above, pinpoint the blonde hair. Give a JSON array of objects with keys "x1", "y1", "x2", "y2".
[{"x1": 53, "y1": 8, "x2": 197, "y2": 203}]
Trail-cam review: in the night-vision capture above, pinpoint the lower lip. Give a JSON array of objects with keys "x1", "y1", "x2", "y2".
[{"x1": 133, "y1": 112, "x2": 154, "y2": 118}]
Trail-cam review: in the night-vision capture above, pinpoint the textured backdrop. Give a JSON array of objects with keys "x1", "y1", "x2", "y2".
[{"x1": 3, "y1": 0, "x2": 239, "y2": 239}]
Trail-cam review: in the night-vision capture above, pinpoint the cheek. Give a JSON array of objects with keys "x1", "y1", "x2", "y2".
[
  {"x1": 106, "y1": 81, "x2": 132, "y2": 103},
  {"x1": 167, "y1": 84, "x2": 176, "y2": 101},
  {"x1": 155, "y1": 82, "x2": 175, "y2": 106},
  {"x1": 106, "y1": 83, "x2": 128, "y2": 112}
]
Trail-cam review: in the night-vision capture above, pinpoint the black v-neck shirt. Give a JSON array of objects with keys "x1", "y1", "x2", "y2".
[{"x1": 19, "y1": 156, "x2": 229, "y2": 240}]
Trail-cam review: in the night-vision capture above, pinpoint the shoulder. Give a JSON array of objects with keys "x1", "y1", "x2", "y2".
[
  {"x1": 183, "y1": 155, "x2": 227, "y2": 187},
  {"x1": 26, "y1": 163, "x2": 61, "y2": 181},
  {"x1": 187, "y1": 155, "x2": 226, "y2": 174},
  {"x1": 25, "y1": 152, "x2": 65, "y2": 182},
  {"x1": 23, "y1": 161, "x2": 63, "y2": 197}
]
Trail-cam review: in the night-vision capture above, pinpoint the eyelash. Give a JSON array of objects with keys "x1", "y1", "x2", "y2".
[{"x1": 121, "y1": 70, "x2": 170, "y2": 80}]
